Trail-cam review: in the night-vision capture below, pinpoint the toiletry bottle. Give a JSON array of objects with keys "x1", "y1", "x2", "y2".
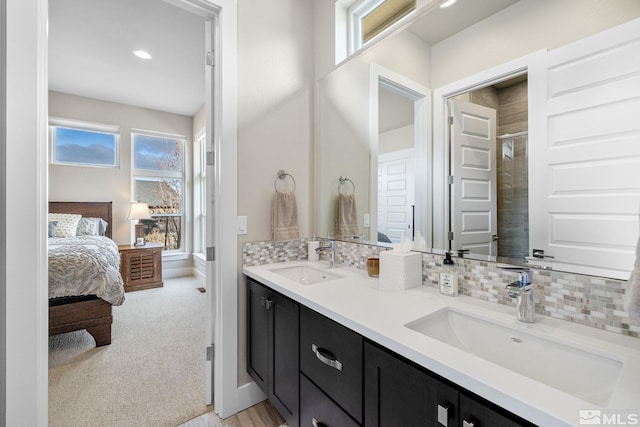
[{"x1": 439, "y1": 251, "x2": 458, "y2": 296}]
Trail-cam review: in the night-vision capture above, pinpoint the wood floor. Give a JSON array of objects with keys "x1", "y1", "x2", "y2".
[{"x1": 179, "y1": 400, "x2": 285, "y2": 427}]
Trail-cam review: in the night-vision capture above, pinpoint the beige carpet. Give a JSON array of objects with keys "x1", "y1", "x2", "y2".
[{"x1": 49, "y1": 276, "x2": 209, "y2": 427}]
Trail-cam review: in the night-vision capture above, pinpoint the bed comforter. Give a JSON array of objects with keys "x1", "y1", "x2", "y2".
[{"x1": 48, "y1": 235, "x2": 125, "y2": 305}]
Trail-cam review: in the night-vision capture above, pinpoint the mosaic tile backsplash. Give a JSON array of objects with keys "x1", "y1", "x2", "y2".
[{"x1": 243, "y1": 239, "x2": 639, "y2": 339}]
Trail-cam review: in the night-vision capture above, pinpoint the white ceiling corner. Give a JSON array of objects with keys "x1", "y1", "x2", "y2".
[{"x1": 48, "y1": 0, "x2": 206, "y2": 117}]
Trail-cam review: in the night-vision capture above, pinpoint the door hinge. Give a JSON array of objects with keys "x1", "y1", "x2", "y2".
[
  {"x1": 206, "y1": 50, "x2": 215, "y2": 67},
  {"x1": 448, "y1": 175, "x2": 454, "y2": 185},
  {"x1": 206, "y1": 151, "x2": 214, "y2": 166},
  {"x1": 206, "y1": 344, "x2": 214, "y2": 361},
  {"x1": 448, "y1": 116, "x2": 454, "y2": 125},
  {"x1": 448, "y1": 231, "x2": 454, "y2": 240},
  {"x1": 207, "y1": 246, "x2": 215, "y2": 261}
]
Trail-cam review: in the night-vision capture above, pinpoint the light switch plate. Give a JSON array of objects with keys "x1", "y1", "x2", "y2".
[
  {"x1": 237, "y1": 216, "x2": 247, "y2": 235},
  {"x1": 364, "y1": 213, "x2": 370, "y2": 228}
]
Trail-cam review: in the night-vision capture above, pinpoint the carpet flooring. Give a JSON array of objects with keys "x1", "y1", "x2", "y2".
[{"x1": 49, "y1": 276, "x2": 209, "y2": 427}]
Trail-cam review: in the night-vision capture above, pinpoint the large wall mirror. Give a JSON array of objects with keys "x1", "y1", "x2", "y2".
[{"x1": 317, "y1": 0, "x2": 640, "y2": 280}]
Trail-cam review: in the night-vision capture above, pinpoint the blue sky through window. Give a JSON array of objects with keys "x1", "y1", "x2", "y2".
[
  {"x1": 55, "y1": 127, "x2": 116, "y2": 166},
  {"x1": 134, "y1": 134, "x2": 184, "y2": 172}
]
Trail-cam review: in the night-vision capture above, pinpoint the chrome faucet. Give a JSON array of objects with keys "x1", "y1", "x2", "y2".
[
  {"x1": 315, "y1": 239, "x2": 336, "y2": 268},
  {"x1": 503, "y1": 268, "x2": 535, "y2": 323}
]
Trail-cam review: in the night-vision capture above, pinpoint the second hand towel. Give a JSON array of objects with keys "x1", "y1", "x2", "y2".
[{"x1": 335, "y1": 193, "x2": 358, "y2": 238}]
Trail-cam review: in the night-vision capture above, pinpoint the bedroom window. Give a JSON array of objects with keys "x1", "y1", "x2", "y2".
[
  {"x1": 49, "y1": 118, "x2": 120, "y2": 168},
  {"x1": 132, "y1": 131, "x2": 185, "y2": 251},
  {"x1": 193, "y1": 131, "x2": 207, "y2": 255}
]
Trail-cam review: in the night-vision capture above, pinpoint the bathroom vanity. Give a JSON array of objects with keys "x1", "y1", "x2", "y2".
[{"x1": 244, "y1": 261, "x2": 640, "y2": 427}]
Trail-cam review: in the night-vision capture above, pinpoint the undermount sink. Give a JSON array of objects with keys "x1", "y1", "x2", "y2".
[
  {"x1": 405, "y1": 308, "x2": 623, "y2": 406},
  {"x1": 270, "y1": 265, "x2": 343, "y2": 285}
]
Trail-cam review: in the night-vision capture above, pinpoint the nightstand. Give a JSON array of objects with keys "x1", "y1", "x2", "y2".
[{"x1": 118, "y1": 242, "x2": 164, "y2": 292}]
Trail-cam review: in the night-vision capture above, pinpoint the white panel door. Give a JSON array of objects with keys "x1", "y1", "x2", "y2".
[
  {"x1": 450, "y1": 99, "x2": 497, "y2": 255},
  {"x1": 529, "y1": 18, "x2": 640, "y2": 279},
  {"x1": 378, "y1": 149, "x2": 414, "y2": 243}
]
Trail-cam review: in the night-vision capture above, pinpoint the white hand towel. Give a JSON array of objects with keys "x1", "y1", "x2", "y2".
[
  {"x1": 272, "y1": 191, "x2": 300, "y2": 242},
  {"x1": 335, "y1": 193, "x2": 358, "y2": 237},
  {"x1": 624, "y1": 232, "x2": 640, "y2": 318}
]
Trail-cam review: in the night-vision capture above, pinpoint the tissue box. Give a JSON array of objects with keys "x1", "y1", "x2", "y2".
[{"x1": 379, "y1": 250, "x2": 422, "y2": 290}]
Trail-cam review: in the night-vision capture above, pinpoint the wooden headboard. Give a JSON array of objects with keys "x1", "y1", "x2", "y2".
[{"x1": 49, "y1": 201, "x2": 113, "y2": 239}]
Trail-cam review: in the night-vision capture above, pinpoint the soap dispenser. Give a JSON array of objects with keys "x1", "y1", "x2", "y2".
[{"x1": 439, "y1": 251, "x2": 458, "y2": 296}]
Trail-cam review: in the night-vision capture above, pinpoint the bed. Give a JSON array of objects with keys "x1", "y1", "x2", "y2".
[{"x1": 48, "y1": 201, "x2": 125, "y2": 346}]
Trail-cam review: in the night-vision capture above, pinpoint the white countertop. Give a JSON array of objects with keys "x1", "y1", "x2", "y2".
[{"x1": 243, "y1": 260, "x2": 640, "y2": 426}]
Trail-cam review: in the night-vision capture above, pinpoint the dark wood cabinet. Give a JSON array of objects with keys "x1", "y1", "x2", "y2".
[
  {"x1": 118, "y1": 243, "x2": 163, "y2": 292},
  {"x1": 247, "y1": 277, "x2": 299, "y2": 427},
  {"x1": 300, "y1": 306, "x2": 363, "y2": 424},
  {"x1": 300, "y1": 373, "x2": 359, "y2": 427},
  {"x1": 460, "y1": 392, "x2": 531, "y2": 427},
  {"x1": 245, "y1": 275, "x2": 535, "y2": 427},
  {"x1": 364, "y1": 341, "x2": 459, "y2": 427},
  {"x1": 364, "y1": 341, "x2": 534, "y2": 427}
]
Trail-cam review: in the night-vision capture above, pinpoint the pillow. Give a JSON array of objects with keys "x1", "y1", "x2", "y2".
[
  {"x1": 48, "y1": 221, "x2": 58, "y2": 238},
  {"x1": 97, "y1": 218, "x2": 109, "y2": 236},
  {"x1": 48, "y1": 213, "x2": 82, "y2": 237},
  {"x1": 76, "y1": 217, "x2": 109, "y2": 236},
  {"x1": 76, "y1": 217, "x2": 98, "y2": 236}
]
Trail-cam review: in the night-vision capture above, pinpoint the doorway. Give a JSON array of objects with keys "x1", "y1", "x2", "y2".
[
  {"x1": 377, "y1": 83, "x2": 416, "y2": 244},
  {"x1": 448, "y1": 74, "x2": 529, "y2": 259},
  {"x1": 370, "y1": 63, "x2": 431, "y2": 248},
  {"x1": 46, "y1": 0, "x2": 218, "y2": 423}
]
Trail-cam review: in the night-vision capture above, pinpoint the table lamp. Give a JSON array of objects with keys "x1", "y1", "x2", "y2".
[{"x1": 128, "y1": 202, "x2": 150, "y2": 246}]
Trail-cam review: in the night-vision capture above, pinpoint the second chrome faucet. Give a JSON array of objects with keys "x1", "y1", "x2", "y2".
[{"x1": 503, "y1": 268, "x2": 535, "y2": 323}]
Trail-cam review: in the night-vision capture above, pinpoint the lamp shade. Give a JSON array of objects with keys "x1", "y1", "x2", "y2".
[{"x1": 128, "y1": 202, "x2": 151, "y2": 221}]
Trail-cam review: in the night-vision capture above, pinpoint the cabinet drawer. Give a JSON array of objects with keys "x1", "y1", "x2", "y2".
[
  {"x1": 300, "y1": 373, "x2": 359, "y2": 427},
  {"x1": 460, "y1": 393, "x2": 532, "y2": 427},
  {"x1": 300, "y1": 306, "x2": 363, "y2": 423}
]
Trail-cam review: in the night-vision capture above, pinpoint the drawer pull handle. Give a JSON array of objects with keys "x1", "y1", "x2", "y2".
[
  {"x1": 261, "y1": 296, "x2": 274, "y2": 310},
  {"x1": 437, "y1": 404, "x2": 449, "y2": 426},
  {"x1": 463, "y1": 421, "x2": 475, "y2": 427},
  {"x1": 311, "y1": 344, "x2": 343, "y2": 371},
  {"x1": 312, "y1": 417, "x2": 326, "y2": 427}
]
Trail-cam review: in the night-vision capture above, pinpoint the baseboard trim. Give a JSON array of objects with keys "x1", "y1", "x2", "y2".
[
  {"x1": 236, "y1": 381, "x2": 266, "y2": 413},
  {"x1": 163, "y1": 267, "x2": 194, "y2": 279}
]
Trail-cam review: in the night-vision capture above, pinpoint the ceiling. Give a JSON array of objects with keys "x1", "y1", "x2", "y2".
[
  {"x1": 47, "y1": 0, "x2": 519, "y2": 118},
  {"x1": 48, "y1": 0, "x2": 206, "y2": 117},
  {"x1": 407, "y1": 0, "x2": 519, "y2": 45}
]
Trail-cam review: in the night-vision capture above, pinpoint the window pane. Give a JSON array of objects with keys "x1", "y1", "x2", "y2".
[
  {"x1": 133, "y1": 134, "x2": 184, "y2": 172},
  {"x1": 141, "y1": 215, "x2": 182, "y2": 250},
  {"x1": 54, "y1": 127, "x2": 117, "y2": 166},
  {"x1": 362, "y1": 0, "x2": 415, "y2": 43},
  {"x1": 135, "y1": 178, "x2": 183, "y2": 213},
  {"x1": 135, "y1": 177, "x2": 183, "y2": 250}
]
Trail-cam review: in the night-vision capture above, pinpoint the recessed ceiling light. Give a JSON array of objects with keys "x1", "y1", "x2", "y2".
[
  {"x1": 439, "y1": 0, "x2": 457, "y2": 8},
  {"x1": 132, "y1": 50, "x2": 152, "y2": 60}
]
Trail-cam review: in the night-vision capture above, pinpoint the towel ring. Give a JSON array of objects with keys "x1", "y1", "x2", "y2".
[
  {"x1": 338, "y1": 176, "x2": 355, "y2": 195},
  {"x1": 274, "y1": 169, "x2": 296, "y2": 193}
]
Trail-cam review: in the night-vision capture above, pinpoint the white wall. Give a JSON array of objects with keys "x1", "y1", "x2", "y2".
[
  {"x1": 314, "y1": 0, "x2": 338, "y2": 80},
  {"x1": 0, "y1": 0, "x2": 6, "y2": 419},
  {"x1": 48, "y1": 91, "x2": 194, "y2": 249},
  {"x1": 431, "y1": 0, "x2": 640, "y2": 88},
  {"x1": 236, "y1": 0, "x2": 315, "y2": 386},
  {"x1": 4, "y1": 0, "x2": 48, "y2": 424}
]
